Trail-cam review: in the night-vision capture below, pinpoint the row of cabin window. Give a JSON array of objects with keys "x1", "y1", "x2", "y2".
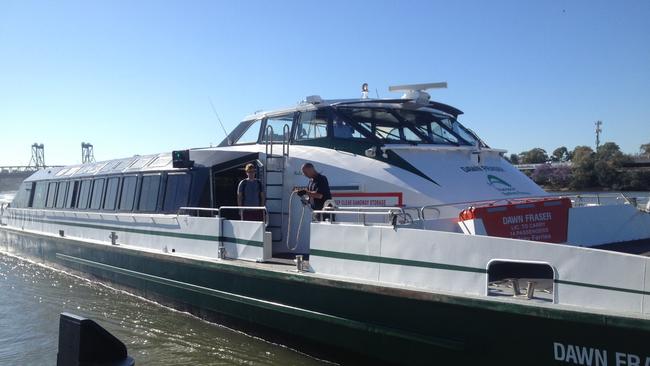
[{"x1": 30, "y1": 173, "x2": 192, "y2": 213}]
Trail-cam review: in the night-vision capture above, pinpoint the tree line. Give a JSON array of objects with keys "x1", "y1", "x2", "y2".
[{"x1": 505, "y1": 142, "x2": 650, "y2": 191}]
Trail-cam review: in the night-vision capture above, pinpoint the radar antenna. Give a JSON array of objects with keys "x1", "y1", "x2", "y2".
[
  {"x1": 209, "y1": 97, "x2": 231, "y2": 145},
  {"x1": 388, "y1": 82, "x2": 448, "y2": 105}
]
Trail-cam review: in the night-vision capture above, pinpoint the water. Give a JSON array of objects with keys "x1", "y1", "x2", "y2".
[
  {"x1": 1, "y1": 189, "x2": 329, "y2": 365},
  {"x1": 0, "y1": 252, "x2": 330, "y2": 365}
]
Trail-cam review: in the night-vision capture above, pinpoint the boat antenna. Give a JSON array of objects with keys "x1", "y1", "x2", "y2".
[
  {"x1": 375, "y1": 88, "x2": 380, "y2": 98},
  {"x1": 209, "y1": 97, "x2": 231, "y2": 145}
]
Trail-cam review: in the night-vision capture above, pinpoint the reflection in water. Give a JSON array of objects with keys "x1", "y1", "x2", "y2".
[{"x1": 0, "y1": 252, "x2": 330, "y2": 366}]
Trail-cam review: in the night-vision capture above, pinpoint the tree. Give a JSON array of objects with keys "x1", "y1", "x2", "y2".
[
  {"x1": 531, "y1": 164, "x2": 572, "y2": 188},
  {"x1": 570, "y1": 146, "x2": 596, "y2": 189},
  {"x1": 551, "y1": 146, "x2": 570, "y2": 162},
  {"x1": 620, "y1": 170, "x2": 650, "y2": 191},
  {"x1": 508, "y1": 153, "x2": 520, "y2": 164},
  {"x1": 519, "y1": 148, "x2": 548, "y2": 164},
  {"x1": 594, "y1": 142, "x2": 628, "y2": 189},
  {"x1": 640, "y1": 143, "x2": 650, "y2": 157}
]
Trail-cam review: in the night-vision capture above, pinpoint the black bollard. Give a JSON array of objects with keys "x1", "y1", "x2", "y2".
[{"x1": 57, "y1": 312, "x2": 135, "y2": 366}]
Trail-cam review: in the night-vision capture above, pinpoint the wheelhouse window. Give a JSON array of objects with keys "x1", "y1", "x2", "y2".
[
  {"x1": 263, "y1": 115, "x2": 294, "y2": 143},
  {"x1": 336, "y1": 107, "x2": 425, "y2": 144},
  {"x1": 333, "y1": 117, "x2": 364, "y2": 139},
  {"x1": 55, "y1": 181, "x2": 69, "y2": 208},
  {"x1": 334, "y1": 106, "x2": 481, "y2": 146},
  {"x1": 89, "y1": 178, "x2": 105, "y2": 210},
  {"x1": 138, "y1": 175, "x2": 161, "y2": 212},
  {"x1": 77, "y1": 180, "x2": 92, "y2": 209},
  {"x1": 163, "y1": 173, "x2": 191, "y2": 212},
  {"x1": 119, "y1": 176, "x2": 138, "y2": 211},
  {"x1": 225, "y1": 119, "x2": 263, "y2": 145},
  {"x1": 46, "y1": 182, "x2": 58, "y2": 208},
  {"x1": 399, "y1": 109, "x2": 474, "y2": 146},
  {"x1": 295, "y1": 110, "x2": 329, "y2": 141},
  {"x1": 103, "y1": 177, "x2": 120, "y2": 210}
]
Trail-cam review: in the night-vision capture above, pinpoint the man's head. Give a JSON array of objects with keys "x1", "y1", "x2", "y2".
[
  {"x1": 301, "y1": 162, "x2": 317, "y2": 178},
  {"x1": 245, "y1": 163, "x2": 256, "y2": 178}
]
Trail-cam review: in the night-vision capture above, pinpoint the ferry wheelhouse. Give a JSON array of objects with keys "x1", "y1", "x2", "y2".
[{"x1": 2, "y1": 83, "x2": 650, "y2": 365}]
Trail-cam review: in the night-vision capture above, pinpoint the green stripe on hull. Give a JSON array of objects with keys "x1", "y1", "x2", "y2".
[
  {"x1": 311, "y1": 249, "x2": 650, "y2": 296},
  {"x1": 10, "y1": 215, "x2": 263, "y2": 247},
  {"x1": 310, "y1": 248, "x2": 486, "y2": 274},
  {"x1": 555, "y1": 279, "x2": 650, "y2": 296}
]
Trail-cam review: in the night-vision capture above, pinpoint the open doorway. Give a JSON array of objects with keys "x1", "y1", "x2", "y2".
[{"x1": 212, "y1": 160, "x2": 261, "y2": 220}]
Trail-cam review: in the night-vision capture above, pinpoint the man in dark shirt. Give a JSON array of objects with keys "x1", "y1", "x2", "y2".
[
  {"x1": 237, "y1": 163, "x2": 265, "y2": 221},
  {"x1": 300, "y1": 163, "x2": 332, "y2": 220}
]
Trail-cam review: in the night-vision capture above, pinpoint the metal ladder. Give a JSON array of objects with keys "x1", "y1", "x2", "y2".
[{"x1": 264, "y1": 124, "x2": 290, "y2": 244}]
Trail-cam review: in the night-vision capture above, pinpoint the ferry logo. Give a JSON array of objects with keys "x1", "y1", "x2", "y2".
[
  {"x1": 487, "y1": 174, "x2": 529, "y2": 196},
  {"x1": 487, "y1": 174, "x2": 512, "y2": 188}
]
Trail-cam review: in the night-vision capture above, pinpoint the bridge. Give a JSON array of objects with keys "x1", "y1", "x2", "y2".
[
  {"x1": 514, "y1": 162, "x2": 572, "y2": 171},
  {"x1": 623, "y1": 156, "x2": 650, "y2": 169},
  {"x1": 0, "y1": 143, "x2": 68, "y2": 192},
  {"x1": 514, "y1": 156, "x2": 650, "y2": 172}
]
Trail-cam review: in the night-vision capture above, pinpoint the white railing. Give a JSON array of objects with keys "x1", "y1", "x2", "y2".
[
  {"x1": 177, "y1": 206, "x2": 268, "y2": 225},
  {"x1": 313, "y1": 192, "x2": 650, "y2": 226},
  {"x1": 559, "y1": 193, "x2": 649, "y2": 209},
  {"x1": 313, "y1": 206, "x2": 414, "y2": 226}
]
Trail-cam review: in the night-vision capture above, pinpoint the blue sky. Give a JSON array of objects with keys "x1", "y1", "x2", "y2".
[{"x1": 0, "y1": 0, "x2": 648, "y2": 165}]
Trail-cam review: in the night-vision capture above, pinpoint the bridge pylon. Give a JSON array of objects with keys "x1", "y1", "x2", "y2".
[
  {"x1": 81, "y1": 142, "x2": 95, "y2": 164},
  {"x1": 28, "y1": 143, "x2": 45, "y2": 169}
]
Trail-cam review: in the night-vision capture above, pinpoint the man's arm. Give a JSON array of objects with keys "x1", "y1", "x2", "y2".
[
  {"x1": 307, "y1": 191, "x2": 323, "y2": 199},
  {"x1": 259, "y1": 191, "x2": 266, "y2": 206}
]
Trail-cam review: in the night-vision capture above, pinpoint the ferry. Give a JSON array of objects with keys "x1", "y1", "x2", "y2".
[{"x1": 2, "y1": 83, "x2": 650, "y2": 365}]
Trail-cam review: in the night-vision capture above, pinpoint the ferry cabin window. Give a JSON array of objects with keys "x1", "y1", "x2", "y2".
[
  {"x1": 103, "y1": 177, "x2": 120, "y2": 210},
  {"x1": 77, "y1": 180, "x2": 92, "y2": 209},
  {"x1": 333, "y1": 117, "x2": 364, "y2": 139},
  {"x1": 46, "y1": 182, "x2": 58, "y2": 208},
  {"x1": 295, "y1": 111, "x2": 329, "y2": 141},
  {"x1": 11, "y1": 182, "x2": 33, "y2": 208},
  {"x1": 65, "y1": 181, "x2": 79, "y2": 209},
  {"x1": 119, "y1": 176, "x2": 138, "y2": 211},
  {"x1": 32, "y1": 182, "x2": 48, "y2": 208},
  {"x1": 138, "y1": 175, "x2": 161, "y2": 212},
  {"x1": 399, "y1": 109, "x2": 475, "y2": 146},
  {"x1": 337, "y1": 108, "x2": 424, "y2": 143},
  {"x1": 163, "y1": 173, "x2": 191, "y2": 212},
  {"x1": 264, "y1": 115, "x2": 294, "y2": 143},
  {"x1": 233, "y1": 120, "x2": 263, "y2": 145},
  {"x1": 55, "y1": 181, "x2": 69, "y2": 209},
  {"x1": 89, "y1": 178, "x2": 105, "y2": 210}
]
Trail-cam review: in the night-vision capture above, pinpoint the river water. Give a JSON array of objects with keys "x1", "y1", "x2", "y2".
[
  {"x1": 1, "y1": 190, "x2": 330, "y2": 365},
  {"x1": 0, "y1": 252, "x2": 330, "y2": 365}
]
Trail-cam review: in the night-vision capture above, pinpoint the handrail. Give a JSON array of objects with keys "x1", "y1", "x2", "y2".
[
  {"x1": 265, "y1": 125, "x2": 275, "y2": 156},
  {"x1": 8, "y1": 206, "x2": 179, "y2": 220},
  {"x1": 313, "y1": 207, "x2": 412, "y2": 226},
  {"x1": 177, "y1": 207, "x2": 221, "y2": 217},
  {"x1": 283, "y1": 124, "x2": 290, "y2": 156},
  {"x1": 218, "y1": 206, "x2": 268, "y2": 226},
  {"x1": 326, "y1": 206, "x2": 406, "y2": 212},
  {"x1": 177, "y1": 206, "x2": 268, "y2": 225}
]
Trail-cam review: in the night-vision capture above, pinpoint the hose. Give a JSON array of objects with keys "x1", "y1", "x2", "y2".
[{"x1": 286, "y1": 191, "x2": 308, "y2": 251}]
